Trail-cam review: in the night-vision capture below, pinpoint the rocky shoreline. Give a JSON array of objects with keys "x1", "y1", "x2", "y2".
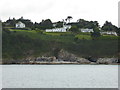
[
  {"x1": 2, "y1": 49, "x2": 119, "y2": 65},
  {"x1": 1, "y1": 56, "x2": 119, "y2": 65}
]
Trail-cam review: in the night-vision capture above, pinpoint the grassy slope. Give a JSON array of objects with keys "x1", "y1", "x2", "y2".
[{"x1": 2, "y1": 29, "x2": 119, "y2": 61}]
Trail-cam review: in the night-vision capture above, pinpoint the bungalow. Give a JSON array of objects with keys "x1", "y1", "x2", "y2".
[
  {"x1": 16, "y1": 21, "x2": 25, "y2": 28},
  {"x1": 46, "y1": 27, "x2": 66, "y2": 32},
  {"x1": 100, "y1": 31, "x2": 117, "y2": 36},
  {"x1": 81, "y1": 28, "x2": 93, "y2": 33},
  {"x1": 46, "y1": 25, "x2": 71, "y2": 32}
]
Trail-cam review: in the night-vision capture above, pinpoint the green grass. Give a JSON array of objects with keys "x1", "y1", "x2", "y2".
[
  {"x1": 9, "y1": 29, "x2": 119, "y2": 40},
  {"x1": 78, "y1": 32, "x2": 91, "y2": 35},
  {"x1": 75, "y1": 34, "x2": 92, "y2": 40},
  {"x1": 9, "y1": 30, "x2": 75, "y2": 43},
  {"x1": 9, "y1": 29, "x2": 36, "y2": 33},
  {"x1": 98, "y1": 35, "x2": 119, "y2": 40},
  {"x1": 44, "y1": 32, "x2": 72, "y2": 36}
]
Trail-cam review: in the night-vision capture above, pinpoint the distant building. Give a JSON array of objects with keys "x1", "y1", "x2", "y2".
[
  {"x1": 46, "y1": 28, "x2": 66, "y2": 32},
  {"x1": 46, "y1": 25, "x2": 71, "y2": 32},
  {"x1": 100, "y1": 31, "x2": 117, "y2": 36},
  {"x1": 81, "y1": 28, "x2": 93, "y2": 33},
  {"x1": 63, "y1": 25, "x2": 71, "y2": 29},
  {"x1": 16, "y1": 21, "x2": 25, "y2": 28}
]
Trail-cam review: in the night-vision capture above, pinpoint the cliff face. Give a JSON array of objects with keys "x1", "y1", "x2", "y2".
[{"x1": 2, "y1": 49, "x2": 119, "y2": 64}]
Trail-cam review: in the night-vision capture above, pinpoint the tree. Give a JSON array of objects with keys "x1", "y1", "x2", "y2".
[
  {"x1": 66, "y1": 16, "x2": 73, "y2": 23},
  {"x1": 91, "y1": 27, "x2": 101, "y2": 39},
  {"x1": 56, "y1": 21, "x2": 63, "y2": 28},
  {"x1": 40, "y1": 19, "x2": 53, "y2": 30},
  {"x1": 5, "y1": 18, "x2": 16, "y2": 27},
  {"x1": 116, "y1": 28, "x2": 120, "y2": 36},
  {"x1": 32, "y1": 22, "x2": 39, "y2": 30},
  {"x1": 77, "y1": 19, "x2": 99, "y2": 29},
  {"x1": 102, "y1": 21, "x2": 117, "y2": 31},
  {"x1": 69, "y1": 26, "x2": 79, "y2": 33}
]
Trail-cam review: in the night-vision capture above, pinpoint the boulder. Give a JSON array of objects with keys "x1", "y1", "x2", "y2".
[
  {"x1": 77, "y1": 58, "x2": 91, "y2": 64},
  {"x1": 87, "y1": 56, "x2": 98, "y2": 62}
]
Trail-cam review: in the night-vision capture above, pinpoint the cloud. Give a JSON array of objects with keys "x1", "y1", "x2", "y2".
[{"x1": 0, "y1": 0, "x2": 119, "y2": 26}]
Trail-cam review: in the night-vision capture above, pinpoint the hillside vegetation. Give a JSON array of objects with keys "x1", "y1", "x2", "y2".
[{"x1": 2, "y1": 29, "x2": 119, "y2": 61}]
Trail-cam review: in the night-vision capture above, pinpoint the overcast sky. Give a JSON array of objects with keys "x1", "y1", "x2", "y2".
[{"x1": 0, "y1": 0, "x2": 119, "y2": 26}]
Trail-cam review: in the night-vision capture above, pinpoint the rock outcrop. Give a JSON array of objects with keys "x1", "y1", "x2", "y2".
[
  {"x1": 77, "y1": 58, "x2": 91, "y2": 64},
  {"x1": 58, "y1": 49, "x2": 77, "y2": 62},
  {"x1": 96, "y1": 58, "x2": 118, "y2": 64},
  {"x1": 1, "y1": 49, "x2": 119, "y2": 64},
  {"x1": 35, "y1": 56, "x2": 57, "y2": 62}
]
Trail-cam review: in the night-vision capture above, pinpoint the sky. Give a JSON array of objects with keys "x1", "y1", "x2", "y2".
[{"x1": 0, "y1": 0, "x2": 119, "y2": 27}]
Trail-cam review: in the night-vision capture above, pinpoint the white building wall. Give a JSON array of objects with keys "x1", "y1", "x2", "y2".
[
  {"x1": 100, "y1": 31, "x2": 117, "y2": 36},
  {"x1": 46, "y1": 28, "x2": 67, "y2": 32},
  {"x1": 81, "y1": 28, "x2": 93, "y2": 32},
  {"x1": 16, "y1": 22, "x2": 25, "y2": 28},
  {"x1": 46, "y1": 25, "x2": 71, "y2": 32}
]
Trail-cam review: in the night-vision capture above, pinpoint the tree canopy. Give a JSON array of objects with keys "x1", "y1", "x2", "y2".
[
  {"x1": 101, "y1": 21, "x2": 118, "y2": 31},
  {"x1": 66, "y1": 16, "x2": 73, "y2": 23},
  {"x1": 91, "y1": 27, "x2": 101, "y2": 39},
  {"x1": 39, "y1": 19, "x2": 53, "y2": 30},
  {"x1": 3, "y1": 17, "x2": 119, "y2": 33},
  {"x1": 69, "y1": 25, "x2": 79, "y2": 33}
]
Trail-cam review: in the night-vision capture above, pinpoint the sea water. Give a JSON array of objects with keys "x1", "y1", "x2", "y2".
[{"x1": 1, "y1": 65, "x2": 118, "y2": 88}]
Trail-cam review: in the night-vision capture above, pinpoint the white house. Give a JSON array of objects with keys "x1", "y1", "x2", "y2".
[
  {"x1": 63, "y1": 25, "x2": 71, "y2": 29},
  {"x1": 100, "y1": 31, "x2": 117, "y2": 36},
  {"x1": 81, "y1": 28, "x2": 93, "y2": 33},
  {"x1": 46, "y1": 28, "x2": 66, "y2": 32},
  {"x1": 46, "y1": 25, "x2": 71, "y2": 32},
  {"x1": 16, "y1": 21, "x2": 25, "y2": 28}
]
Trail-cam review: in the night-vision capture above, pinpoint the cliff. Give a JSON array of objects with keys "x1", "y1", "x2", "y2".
[{"x1": 2, "y1": 49, "x2": 119, "y2": 64}]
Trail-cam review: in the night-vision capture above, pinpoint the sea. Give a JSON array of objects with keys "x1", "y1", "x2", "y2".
[{"x1": 0, "y1": 65, "x2": 118, "y2": 88}]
